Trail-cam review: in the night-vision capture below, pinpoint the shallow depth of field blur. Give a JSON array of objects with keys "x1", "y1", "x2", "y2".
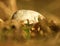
[{"x1": 0, "y1": 0, "x2": 60, "y2": 46}]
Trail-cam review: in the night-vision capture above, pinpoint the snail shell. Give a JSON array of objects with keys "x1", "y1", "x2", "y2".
[{"x1": 12, "y1": 10, "x2": 45, "y2": 24}]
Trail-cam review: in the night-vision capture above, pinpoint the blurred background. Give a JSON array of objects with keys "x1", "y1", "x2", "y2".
[
  {"x1": 0, "y1": 0, "x2": 60, "y2": 46},
  {"x1": 0, "y1": 0, "x2": 60, "y2": 23}
]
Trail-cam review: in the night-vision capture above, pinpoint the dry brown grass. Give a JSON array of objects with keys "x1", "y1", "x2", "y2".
[{"x1": 0, "y1": 18, "x2": 59, "y2": 46}]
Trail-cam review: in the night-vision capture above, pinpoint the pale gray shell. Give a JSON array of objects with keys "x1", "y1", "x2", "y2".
[{"x1": 12, "y1": 10, "x2": 45, "y2": 24}]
